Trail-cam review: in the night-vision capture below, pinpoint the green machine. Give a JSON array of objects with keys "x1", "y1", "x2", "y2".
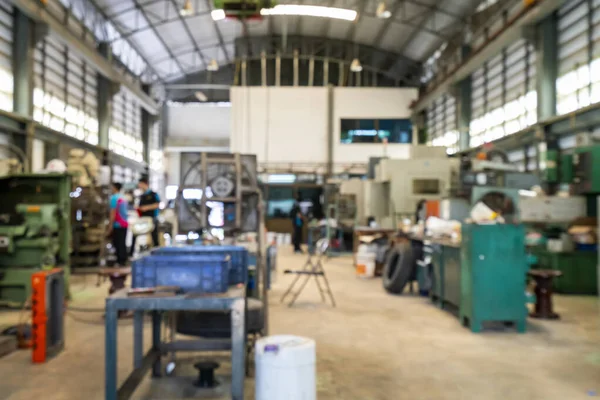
[{"x1": 0, "y1": 174, "x2": 71, "y2": 306}]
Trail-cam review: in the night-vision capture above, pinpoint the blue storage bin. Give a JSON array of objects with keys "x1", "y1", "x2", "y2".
[
  {"x1": 152, "y1": 245, "x2": 248, "y2": 285},
  {"x1": 132, "y1": 254, "x2": 230, "y2": 293}
]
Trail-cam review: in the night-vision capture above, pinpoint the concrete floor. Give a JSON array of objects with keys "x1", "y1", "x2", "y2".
[{"x1": 0, "y1": 248, "x2": 599, "y2": 400}]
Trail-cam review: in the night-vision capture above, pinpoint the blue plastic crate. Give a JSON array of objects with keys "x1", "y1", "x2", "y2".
[
  {"x1": 152, "y1": 245, "x2": 248, "y2": 285},
  {"x1": 132, "y1": 254, "x2": 230, "y2": 293}
]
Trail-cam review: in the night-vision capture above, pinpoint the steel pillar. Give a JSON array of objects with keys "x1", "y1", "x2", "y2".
[
  {"x1": 97, "y1": 42, "x2": 119, "y2": 149},
  {"x1": 457, "y1": 46, "x2": 473, "y2": 151},
  {"x1": 536, "y1": 12, "x2": 558, "y2": 121},
  {"x1": 141, "y1": 84, "x2": 151, "y2": 165},
  {"x1": 12, "y1": 9, "x2": 35, "y2": 117},
  {"x1": 326, "y1": 85, "x2": 334, "y2": 178}
]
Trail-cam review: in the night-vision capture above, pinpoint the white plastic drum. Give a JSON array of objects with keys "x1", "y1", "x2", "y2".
[{"x1": 255, "y1": 335, "x2": 316, "y2": 400}]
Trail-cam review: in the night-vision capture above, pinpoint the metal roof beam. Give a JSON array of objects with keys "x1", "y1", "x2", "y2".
[
  {"x1": 132, "y1": 0, "x2": 187, "y2": 76},
  {"x1": 345, "y1": 0, "x2": 368, "y2": 42},
  {"x1": 405, "y1": 0, "x2": 467, "y2": 24},
  {"x1": 167, "y1": 0, "x2": 208, "y2": 69},
  {"x1": 56, "y1": 0, "x2": 161, "y2": 82},
  {"x1": 150, "y1": 34, "x2": 421, "y2": 70},
  {"x1": 204, "y1": 0, "x2": 231, "y2": 63},
  {"x1": 413, "y1": 0, "x2": 565, "y2": 112},
  {"x1": 11, "y1": 0, "x2": 159, "y2": 114}
]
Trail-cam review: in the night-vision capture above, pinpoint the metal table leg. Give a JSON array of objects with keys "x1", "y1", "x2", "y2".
[
  {"x1": 231, "y1": 298, "x2": 246, "y2": 400},
  {"x1": 152, "y1": 311, "x2": 162, "y2": 378},
  {"x1": 133, "y1": 311, "x2": 144, "y2": 369},
  {"x1": 105, "y1": 301, "x2": 118, "y2": 400}
]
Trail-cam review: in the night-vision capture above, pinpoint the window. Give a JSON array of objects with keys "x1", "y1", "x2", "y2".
[
  {"x1": 33, "y1": 34, "x2": 99, "y2": 144},
  {"x1": 109, "y1": 87, "x2": 143, "y2": 162},
  {"x1": 340, "y1": 119, "x2": 412, "y2": 144},
  {"x1": 426, "y1": 93, "x2": 458, "y2": 154},
  {"x1": 149, "y1": 120, "x2": 164, "y2": 196},
  {"x1": 267, "y1": 186, "x2": 295, "y2": 218},
  {"x1": 469, "y1": 39, "x2": 537, "y2": 148},
  {"x1": 556, "y1": 0, "x2": 600, "y2": 115},
  {"x1": 0, "y1": 3, "x2": 13, "y2": 112}
]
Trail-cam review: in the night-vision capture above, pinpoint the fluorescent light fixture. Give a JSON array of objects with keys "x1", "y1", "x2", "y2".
[
  {"x1": 376, "y1": 2, "x2": 391, "y2": 18},
  {"x1": 183, "y1": 188, "x2": 202, "y2": 199},
  {"x1": 350, "y1": 58, "x2": 362, "y2": 72},
  {"x1": 267, "y1": 174, "x2": 297, "y2": 184},
  {"x1": 211, "y1": 9, "x2": 226, "y2": 20},
  {"x1": 207, "y1": 59, "x2": 219, "y2": 71},
  {"x1": 180, "y1": 0, "x2": 193, "y2": 16},
  {"x1": 518, "y1": 189, "x2": 537, "y2": 198},
  {"x1": 260, "y1": 5, "x2": 358, "y2": 21},
  {"x1": 195, "y1": 91, "x2": 208, "y2": 102}
]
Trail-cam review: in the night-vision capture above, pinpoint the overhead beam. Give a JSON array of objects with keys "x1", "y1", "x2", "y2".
[
  {"x1": 167, "y1": 0, "x2": 208, "y2": 69},
  {"x1": 132, "y1": 0, "x2": 187, "y2": 76},
  {"x1": 11, "y1": 0, "x2": 159, "y2": 114},
  {"x1": 151, "y1": 35, "x2": 420, "y2": 72},
  {"x1": 345, "y1": 0, "x2": 368, "y2": 42},
  {"x1": 413, "y1": 0, "x2": 566, "y2": 112},
  {"x1": 205, "y1": 0, "x2": 231, "y2": 63},
  {"x1": 86, "y1": 0, "x2": 161, "y2": 82}
]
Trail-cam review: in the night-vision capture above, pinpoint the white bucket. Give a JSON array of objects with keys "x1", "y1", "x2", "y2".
[
  {"x1": 255, "y1": 335, "x2": 316, "y2": 400},
  {"x1": 356, "y1": 253, "x2": 376, "y2": 278},
  {"x1": 277, "y1": 233, "x2": 285, "y2": 245}
]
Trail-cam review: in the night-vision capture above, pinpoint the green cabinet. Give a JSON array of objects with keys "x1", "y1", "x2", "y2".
[
  {"x1": 460, "y1": 224, "x2": 529, "y2": 333},
  {"x1": 529, "y1": 248, "x2": 598, "y2": 295},
  {"x1": 443, "y1": 246, "x2": 461, "y2": 310}
]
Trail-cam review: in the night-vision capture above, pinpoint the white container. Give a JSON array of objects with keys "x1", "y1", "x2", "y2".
[
  {"x1": 356, "y1": 253, "x2": 376, "y2": 278},
  {"x1": 277, "y1": 233, "x2": 285, "y2": 245},
  {"x1": 255, "y1": 335, "x2": 316, "y2": 400}
]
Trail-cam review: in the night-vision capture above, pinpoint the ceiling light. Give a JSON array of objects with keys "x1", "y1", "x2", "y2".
[
  {"x1": 207, "y1": 59, "x2": 219, "y2": 71},
  {"x1": 195, "y1": 91, "x2": 208, "y2": 102},
  {"x1": 376, "y1": 2, "x2": 391, "y2": 18},
  {"x1": 211, "y1": 9, "x2": 226, "y2": 21},
  {"x1": 260, "y1": 5, "x2": 357, "y2": 21},
  {"x1": 350, "y1": 58, "x2": 362, "y2": 72},
  {"x1": 180, "y1": 0, "x2": 193, "y2": 16}
]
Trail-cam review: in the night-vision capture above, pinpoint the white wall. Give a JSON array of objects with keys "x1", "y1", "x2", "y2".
[
  {"x1": 230, "y1": 86, "x2": 418, "y2": 168},
  {"x1": 333, "y1": 88, "x2": 418, "y2": 163},
  {"x1": 230, "y1": 87, "x2": 328, "y2": 164},
  {"x1": 168, "y1": 102, "x2": 231, "y2": 140}
]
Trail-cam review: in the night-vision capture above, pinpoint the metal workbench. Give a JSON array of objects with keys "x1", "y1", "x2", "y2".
[{"x1": 105, "y1": 287, "x2": 247, "y2": 400}]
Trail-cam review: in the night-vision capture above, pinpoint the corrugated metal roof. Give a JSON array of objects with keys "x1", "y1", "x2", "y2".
[{"x1": 94, "y1": 0, "x2": 480, "y2": 82}]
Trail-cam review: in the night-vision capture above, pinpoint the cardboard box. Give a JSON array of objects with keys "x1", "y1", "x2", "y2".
[{"x1": 568, "y1": 226, "x2": 597, "y2": 244}]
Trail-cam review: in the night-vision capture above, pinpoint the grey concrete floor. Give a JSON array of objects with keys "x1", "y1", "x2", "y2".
[{"x1": 0, "y1": 248, "x2": 599, "y2": 400}]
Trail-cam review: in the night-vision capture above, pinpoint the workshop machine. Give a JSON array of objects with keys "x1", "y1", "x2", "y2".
[
  {"x1": 0, "y1": 173, "x2": 71, "y2": 306},
  {"x1": 67, "y1": 149, "x2": 110, "y2": 270}
]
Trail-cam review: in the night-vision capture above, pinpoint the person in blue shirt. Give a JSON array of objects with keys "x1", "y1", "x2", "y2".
[
  {"x1": 137, "y1": 177, "x2": 161, "y2": 247},
  {"x1": 107, "y1": 182, "x2": 129, "y2": 266}
]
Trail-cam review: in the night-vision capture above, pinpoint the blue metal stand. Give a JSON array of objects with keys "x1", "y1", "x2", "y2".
[{"x1": 105, "y1": 288, "x2": 247, "y2": 400}]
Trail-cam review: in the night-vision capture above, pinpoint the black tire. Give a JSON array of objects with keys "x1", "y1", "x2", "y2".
[
  {"x1": 382, "y1": 244, "x2": 414, "y2": 295},
  {"x1": 176, "y1": 298, "x2": 264, "y2": 338}
]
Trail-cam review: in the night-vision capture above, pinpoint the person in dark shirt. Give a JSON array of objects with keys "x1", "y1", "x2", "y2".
[
  {"x1": 137, "y1": 177, "x2": 161, "y2": 248},
  {"x1": 291, "y1": 200, "x2": 304, "y2": 253}
]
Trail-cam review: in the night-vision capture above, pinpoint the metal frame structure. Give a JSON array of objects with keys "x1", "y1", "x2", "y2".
[{"x1": 105, "y1": 288, "x2": 247, "y2": 400}]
